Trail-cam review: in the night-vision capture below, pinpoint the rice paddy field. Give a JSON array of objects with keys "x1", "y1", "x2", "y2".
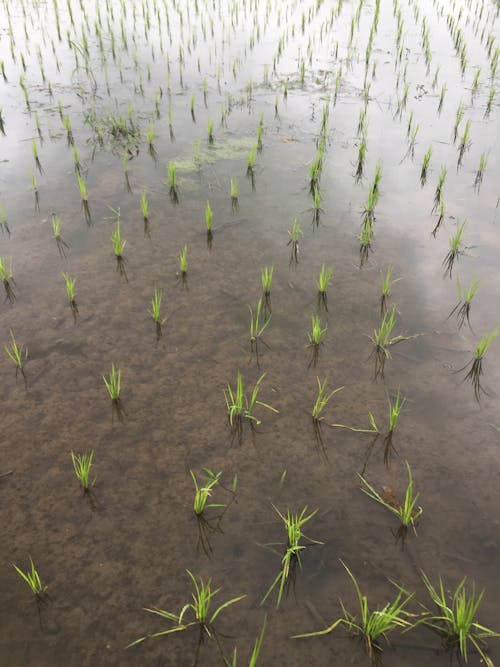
[{"x1": 1, "y1": 0, "x2": 500, "y2": 665}]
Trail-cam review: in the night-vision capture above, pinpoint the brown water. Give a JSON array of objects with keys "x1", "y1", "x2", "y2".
[{"x1": 1, "y1": 0, "x2": 500, "y2": 665}]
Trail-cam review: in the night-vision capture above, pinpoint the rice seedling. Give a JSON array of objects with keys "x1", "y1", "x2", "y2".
[
  {"x1": 224, "y1": 370, "x2": 278, "y2": 432},
  {"x1": 207, "y1": 119, "x2": 214, "y2": 144},
  {"x1": 287, "y1": 218, "x2": 302, "y2": 262},
  {"x1": 311, "y1": 186, "x2": 323, "y2": 226},
  {"x1": 13, "y1": 558, "x2": 48, "y2": 598},
  {"x1": 248, "y1": 298, "x2": 271, "y2": 352},
  {"x1": 417, "y1": 572, "x2": 499, "y2": 666},
  {"x1": 369, "y1": 306, "x2": 417, "y2": 379},
  {"x1": 457, "y1": 119, "x2": 471, "y2": 166},
  {"x1": 191, "y1": 468, "x2": 224, "y2": 516},
  {"x1": 0, "y1": 109, "x2": 5, "y2": 136},
  {"x1": 355, "y1": 136, "x2": 367, "y2": 182},
  {"x1": 0, "y1": 256, "x2": 15, "y2": 301},
  {"x1": 260, "y1": 265, "x2": 274, "y2": 301},
  {"x1": 51, "y1": 213, "x2": 68, "y2": 255},
  {"x1": 128, "y1": 570, "x2": 245, "y2": 648},
  {"x1": 316, "y1": 263, "x2": 333, "y2": 309},
  {"x1": 62, "y1": 273, "x2": 76, "y2": 304},
  {"x1": 257, "y1": 114, "x2": 264, "y2": 151},
  {"x1": 420, "y1": 145, "x2": 432, "y2": 185},
  {"x1": 32, "y1": 139, "x2": 43, "y2": 174},
  {"x1": 448, "y1": 278, "x2": 479, "y2": 330},
  {"x1": 111, "y1": 217, "x2": 126, "y2": 260},
  {"x1": 443, "y1": 220, "x2": 467, "y2": 279},
  {"x1": 432, "y1": 165, "x2": 447, "y2": 213},
  {"x1": 380, "y1": 264, "x2": 401, "y2": 313},
  {"x1": 71, "y1": 451, "x2": 95, "y2": 492},
  {"x1": 228, "y1": 617, "x2": 266, "y2": 667},
  {"x1": 230, "y1": 178, "x2": 239, "y2": 212},
  {"x1": 140, "y1": 191, "x2": 149, "y2": 222},
  {"x1": 474, "y1": 151, "x2": 488, "y2": 190},
  {"x1": 459, "y1": 329, "x2": 500, "y2": 401},
  {"x1": 261, "y1": 506, "x2": 323, "y2": 609},
  {"x1": 29, "y1": 169, "x2": 39, "y2": 211},
  {"x1": 308, "y1": 314, "x2": 327, "y2": 348},
  {"x1": 0, "y1": 203, "x2": 9, "y2": 235},
  {"x1": 358, "y1": 461, "x2": 422, "y2": 539},
  {"x1": 62, "y1": 115, "x2": 74, "y2": 145},
  {"x1": 293, "y1": 561, "x2": 414, "y2": 659},
  {"x1": 471, "y1": 67, "x2": 481, "y2": 97},
  {"x1": 453, "y1": 102, "x2": 465, "y2": 142},
  {"x1": 168, "y1": 162, "x2": 178, "y2": 204},
  {"x1": 432, "y1": 197, "x2": 446, "y2": 237},
  {"x1": 359, "y1": 218, "x2": 374, "y2": 267},
  {"x1": 4, "y1": 330, "x2": 27, "y2": 379},
  {"x1": 103, "y1": 363, "x2": 121, "y2": 402},
  {"x1": 485, "y1": 88, "x2": 494, "y2": 116},
  {"x1": 438, "y1": 84, "x2": 446, "y2": 114},
  {"x1": 311, "y1": 377, "x2": 344, "y2": 423},
  {"x1": 247, "y1": 144, "x2": 257, "y2": 189},
  {"x1": 179, "y1": 244, "x2": 188, "y2": 277}
]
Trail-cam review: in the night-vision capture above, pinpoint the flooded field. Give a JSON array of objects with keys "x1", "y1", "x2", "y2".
[{"x1": 1, "y1": 0, "x2": 500, "y2": 665}]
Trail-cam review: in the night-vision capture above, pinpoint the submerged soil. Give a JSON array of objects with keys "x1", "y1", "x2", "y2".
[{"x1": 1, "y1": 0, "x2": 500, "y2": 665}]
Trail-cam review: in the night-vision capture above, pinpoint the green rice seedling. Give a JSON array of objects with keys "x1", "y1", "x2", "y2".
[
  {"x1": 443, "y1": 220, "x2": 467, "y2": 278},
  {"x1": 111, "y1": 218, "x2": 126, "y2": 259},
  {"x1": 141, "y1": 191, "x2": 149, "y2": 221},
  {"x1": 128, "y1": 570, "x2": 245, "y2": 648},
  {"x1": 287, "y1": 218, "x2": 302, "y2": 262},
  {"x1": 417, "y1": 573, "x2": 499, "y2": 666},
  {"x1": 293, "y1": 561, "x2": 414, "y2": 659},
  {"x1": 4, "y1": 330, "x2": 27, "y2": 378},
  {"x1": 316, "y1": 263, "x2": 333, "y2": 309},
  {"x1": 485, "y1": 88, "x2": 495, "y2": 116},
  {"x1": 459, "y1": 329, "x2": 500, "y2": 401},
  {"x1": 13, "y1": 558, "x2": 47, "y2": 598},
  {"x1": 453, "y1": 102, "x2": 465, "y2": 142},
  {"x1": 228, "y1": 617, "x2": 266, "y2": 667},
  {"x1": 438, "y1": 84, "x2": 446, "y2": 114},
  {"x1": 51, "y1": 214, "x2": 68, "y2": 256},
  {"x1": 369, "y1": 306, "x2": 416, "y2": 378},
  {"x1": 309, "y1": 153, "x2": 322, "y2": 193},
  {"x1": 0, "y1": 61, "x2": 6, "y2": 82},
  {"x1": 358, "y1": 461, "x2": 422, "y2": 538},
  {"x1": 432, "y1": 197, "x2": 446, "y2": 237},
  {"x1": 230, "y1": 177, "x2": 239, "y2": 212},
  {"x1": 76, "y1": 170, "x2": 88, "y2": 206},
  {"x1": 256, "y1": 121, "x2": 264, "y2": 153},
  {"x1": 0, "y1": 256, "x2": 14, "y2": 290},
  {"x1": 103, "y1": 363, "x2": 121, "y2": 402},
  {"x1": 71, "y1": 451, "x2": 95, "y2": 492},
  {"x1": 207, "y1": 119, "x2": 214, "y2": 144},
  {"x1": 311, "y1": 186, "x2": 323, "y2": 226},
  {"x1": 0, "y1": 203, "x2": 9, "y2": 235},
  {"x1": 149, "y1": 288, "x2": 165, "y2": 325},
  {"x1": 191, "y1": 468, "x2": 224, "y2": 516},
  {"x1": 457, "y1": 119, "x2": 471, "y2": 166},
  {"x1": 62, "y1": 272, "x2": 78, "y2": 318},
  {"x1": 262, "y1": 506, "x2": 323, "y2": 609},
  {"x1": 355, "y1": 136, "x2": 367, "y2": 182},
  {"x1": 420, "y1": 146, "x2": 432, "y2": 186},
  {"x1": 205, "y1": 200, "x2": 213, "y2": 234},
  {"x1": 471, "y1": 67, "x2": 481, "y2": 97},
  {"x1": 32, "y1": 139, "x2": 43, "y2": 174},
  {"x1": 311, "y1": 377, "x2": 344, "y2": 423},
  {"x1": 359, "y1": 218, "x2": 374, "y2": 267},
  {"x1": 179, "y1": 245, "x2": 188, "y2": 276},
  {"x1": 474, "y1": 151, "x2": 488, "y2": 190},
  {"x1": 72, "y1": 145, "x2": 81, "y2": 174},
  {"x1": 387, "y1": 390, "x2": 405, "y2": 433},
  {"x1": 432, "y1": 165, "x2": 447, "y2": 213},
  {"x1": 146, "y1": 124, "x2": 157, "y2": 160},
  {"x1": 380, "y1": 265, "x2": 401, "y2": 313},
  {"x1": 224, "y1": 370, "x2": 278, "y2": 432},
  {"x1": 168, "y1": 162, "x2": 178, "y2": 204},
  {"x1": 248, "y1": 298, "x2": 271, "y2": 352},
  {"x1": 0, "y1": 109, "x2": 5, "y2": 136},
  {"x1": 308, "y1": 314, "x2": 327, "y2": 348},
  {"x1": 448, "y1": 278, "x2": 479, "y2": 330},
  {"x1": 62, "y1": 115, "x2": 74, "y2": 145},
  {"x1": 260, "y1": 265, "x2": 274, "y2": 298}
]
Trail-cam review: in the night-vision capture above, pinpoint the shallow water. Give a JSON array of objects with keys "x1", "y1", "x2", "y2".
[{"x1": 1, "y1": 0, "x2": 500, "y2": 665}]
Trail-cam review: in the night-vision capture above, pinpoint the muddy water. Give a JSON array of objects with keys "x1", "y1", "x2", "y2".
[{"x1": 1, "y1": 0, "x2": 500, "y2": 665}]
